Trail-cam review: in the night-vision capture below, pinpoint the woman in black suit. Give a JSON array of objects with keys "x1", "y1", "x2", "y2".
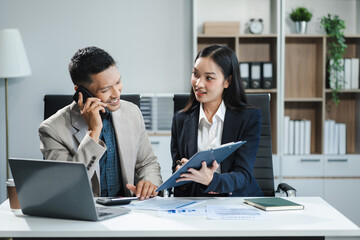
[{"x1": 171, "y1": 45, "x2": 263, "y2": 197}]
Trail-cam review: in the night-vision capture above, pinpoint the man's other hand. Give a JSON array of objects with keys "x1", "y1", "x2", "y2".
[{"x1": 126, "y1": 180, "x2": 158, "y2": 200}]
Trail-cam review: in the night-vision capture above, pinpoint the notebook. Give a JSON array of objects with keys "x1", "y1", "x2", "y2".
[
  {"x1": 9, "y1": 158, "x2": 130, "y2": 221},
  {"x1": 244, "y1": 197, "x2": 304, "y2": 211}
]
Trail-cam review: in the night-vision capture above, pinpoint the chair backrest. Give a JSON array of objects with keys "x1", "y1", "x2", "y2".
[
  {"x1": 173, "y1": 93, "x2": 275, "y2": 196},
  {"x1": 43, "y1": 94, "x2": 141, "y2": 120},
  {"x1": 246, "y1": 94, "x2": 274, "y2": 196}
]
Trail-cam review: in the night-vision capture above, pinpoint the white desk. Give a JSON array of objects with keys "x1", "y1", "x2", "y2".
[{"x1": 0, "y1": 197, "x2": 359, "y2": 239}]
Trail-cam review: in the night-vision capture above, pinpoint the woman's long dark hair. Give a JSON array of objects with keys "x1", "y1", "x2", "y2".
[{"x1": 183, "y1": 45, "x2": 248, "y2": 113}]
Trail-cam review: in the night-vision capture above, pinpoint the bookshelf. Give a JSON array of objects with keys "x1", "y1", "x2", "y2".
[
  {"x1": 283, "y1": 35, "x2": 360, "y2": 155},
  {"x1": 284, "y1": 35, "x2": 325, "y2": 154},
  {"x1": 324, "y1": 36, "x2": 360, "y2": 154},
  {"x1": 194, "y1": 0, "x2": 360, "y2": 156}
]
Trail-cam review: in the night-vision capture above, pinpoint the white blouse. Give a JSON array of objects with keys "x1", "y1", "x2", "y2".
[{"x1": 198, "y1": 101, "x2": 226, "y2": 173}]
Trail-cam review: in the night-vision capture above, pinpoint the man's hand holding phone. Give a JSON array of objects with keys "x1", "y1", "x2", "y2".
[{"x1": 77, "y1": 92, "x2": 107, "y2": 143}]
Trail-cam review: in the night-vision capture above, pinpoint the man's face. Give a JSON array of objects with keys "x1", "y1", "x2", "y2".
[{"x1": 85, "y1": 65, "x2": 123, "y2": 112}]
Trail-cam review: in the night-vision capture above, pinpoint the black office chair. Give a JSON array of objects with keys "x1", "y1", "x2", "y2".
[
  {"x1": 43, "y1": 94, "x2": 141, "y2": 120},
  {"x1": 173, "y1": 93, "x2": 296, "y2": 197}
]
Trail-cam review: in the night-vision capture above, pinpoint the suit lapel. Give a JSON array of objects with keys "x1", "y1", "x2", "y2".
[
  {"x1": 111, "y1": 108, "x2": 134, "y2": 196},
  {"x1": 70, "y1": 103, "x2": 88, "y2": 144},
  {"x1": 221, "y1": 109, "x2": 237, "y2": 144},
  {"x1": 184, "y1": 107, "x2": 199, "y2": 158},
  {"x1": 221, "y1": 109, "x2": 238, "y2": 172}
]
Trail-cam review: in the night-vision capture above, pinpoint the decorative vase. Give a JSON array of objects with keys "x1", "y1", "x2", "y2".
[{"x1": 295, "y1": 21, "x2": 308, "y2": 34}]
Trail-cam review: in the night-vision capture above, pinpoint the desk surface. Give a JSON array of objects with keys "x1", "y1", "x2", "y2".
[{"x1": 0, "y1": 197, "x2": 359, "y2": 238}]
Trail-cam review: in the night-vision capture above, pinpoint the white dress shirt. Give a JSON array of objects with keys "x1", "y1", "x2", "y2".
[{"x1": 198, "y1": 101, "x2": 226, "y2": 174}]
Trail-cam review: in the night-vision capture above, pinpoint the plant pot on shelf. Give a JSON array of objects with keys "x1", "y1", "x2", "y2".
[{"x1": 295, "y1": 21, "x2": 308, "y2": 34}]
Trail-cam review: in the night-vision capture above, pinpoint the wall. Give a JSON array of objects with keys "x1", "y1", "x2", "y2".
[
  {"x1": 0, "y1": 0, "x2": 193, "y2": 203},
  {"x1": 196, "y1": 0, "x2": 277, "y2": 35}
]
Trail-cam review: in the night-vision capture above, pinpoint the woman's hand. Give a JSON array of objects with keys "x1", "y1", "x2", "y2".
[
  {"x1": 176, "y1": 160, "x2": 219, "y2": 186},
  {"x1": 175, "y1": 158, "x2": 189, "y2": 171}
]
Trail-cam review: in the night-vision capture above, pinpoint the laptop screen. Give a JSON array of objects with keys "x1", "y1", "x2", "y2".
[{"x1": 9, "y1": 158, "x2": 100, "y2": 221}]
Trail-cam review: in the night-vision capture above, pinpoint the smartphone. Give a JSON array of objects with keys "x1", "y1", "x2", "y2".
[
  {"x1": 73, "y1": 86, "x2": 109, "y2": 119},
  {"x1": 96, "y1": 197, "x2": 138, "y2": 206}
]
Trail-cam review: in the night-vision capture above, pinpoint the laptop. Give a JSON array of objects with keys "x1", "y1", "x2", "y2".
[{"x1": 9, "y1": 158, "x2": 131, "y2": 221}]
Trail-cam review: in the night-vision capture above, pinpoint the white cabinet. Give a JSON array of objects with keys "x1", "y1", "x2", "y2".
[
  {"x1": 323, "y1": 155, "x2": 360, "y2": 227},
  {"x1": 282, "y1": 155, "x2": 323, "y2": 177},
  {"x1": 324, "y1": 155, "x2": 360, "y2": 177},
  {"x1": 282, "y1": 155, "x2": 324, "y2": 197},
  {"x1": 149, "y1": 135, "x2": 172, "y2": 181},
  {"x1": 283, "y1": 155, "x2": 360, "y2": 226}
]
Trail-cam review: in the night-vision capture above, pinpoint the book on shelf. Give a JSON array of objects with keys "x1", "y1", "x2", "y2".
[
  {"x1": 299, "y1": 120, "x2": 305, "y2": 154},
  {"x1": 244, "y1": 197, "x2": 304, "y2": 211},
  {"x1": 324, "y1": 119, "x2": 347, "y2": 155},
  {"x1": 262, "y1": 62, "x2": 273, "y2": 89},
  {"x1": 250, "y1": 62, "x2": 261, "y2": 89},
  {"x1": 338, "y1": 123, "x2": 346, "y2": 155},
  {"x1": 344, "y1": 58, "x2": 352, "y2": 90},
  {"x1": 351, "y1": 58, "x2": 359, "y2": 89},
  {"x1": 304, "y1": 120, "x2": 311, "y2": 155},
  {"x1": 239, "y1": 62, "x2": 250, "y2": 89},
  {"x1": 289, "y1": 120, "x2": 294, "y2": 155},
  {"x1": 339, "y1": 58, "x2": 359, "y2": 90},
  {"x1": 328, "y1": 120, "x2": 336, "y2": 154},
  {"x1": 334, "y1": 123, "x2": 339, "y2": 154},
  {"x1": 284, "y1": 116, "x2": 290, "y2": 154},
  {"x1": 324, "y1": 120, "x2": 329, "y2": 154},
  {"x1": 294, "y1": 120, "x2": 300, "y2": 155}
]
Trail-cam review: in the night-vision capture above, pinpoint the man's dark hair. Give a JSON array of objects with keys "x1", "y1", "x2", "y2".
[{"x1": 68, "y1": 46, "x2": 115, "y2": 85}]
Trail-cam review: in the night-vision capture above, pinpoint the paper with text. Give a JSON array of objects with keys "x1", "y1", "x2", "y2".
[
  {"x1": 157, "y1": 207, "x2": 207, "y2": 217},
  {"x1": 206, "y1": 205, "x2": 269, "y2": 220},
  {"x1": 127, "y1": 197, "x2": 205, "y2": 211}
]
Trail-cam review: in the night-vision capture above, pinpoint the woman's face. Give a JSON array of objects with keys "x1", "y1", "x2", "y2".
[{"x1": 191, "y1": 57, "x2": 229, "y2": 107}]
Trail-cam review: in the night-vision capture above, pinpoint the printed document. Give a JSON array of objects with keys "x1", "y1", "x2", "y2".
[
  {"x1": 127, "y1": 197, "x2": 205, "y2": 211},
  {"x1": 157, "y1": 207, "x2": 207, "y2": 217},
  {"x1": 206, "y1": 205, "x2": 268, "y2": 220}
]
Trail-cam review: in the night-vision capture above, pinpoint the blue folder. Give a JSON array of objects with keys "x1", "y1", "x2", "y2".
[{"x1": 156, "y1": 141, "x2": 246, "y2": 192}]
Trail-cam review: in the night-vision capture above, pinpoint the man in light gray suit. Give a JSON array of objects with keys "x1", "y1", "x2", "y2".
[{"x1": 39, "y1": 46, "x2": 162, "y2": 200}]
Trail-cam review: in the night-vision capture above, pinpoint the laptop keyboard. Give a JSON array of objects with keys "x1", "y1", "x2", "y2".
[{"x1": 96, "y1": 207, "x2": 113, "y2": 217}]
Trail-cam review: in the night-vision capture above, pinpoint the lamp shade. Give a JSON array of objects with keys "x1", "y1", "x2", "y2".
[{"x1": 0, "y1": 29, "x2": 31, "y2": 78}]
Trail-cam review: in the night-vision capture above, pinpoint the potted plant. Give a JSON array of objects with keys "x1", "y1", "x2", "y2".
[
  {"x1": 290, "y1": 7, "x2": 313, "y2": 34},
  {"x1": 321, "y1": 14, "x2": 347, "y2": 106}
]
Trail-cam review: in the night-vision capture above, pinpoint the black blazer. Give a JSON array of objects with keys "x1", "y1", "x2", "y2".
[{"x1": 171, "y1": 104, "x2": 263, "y2": 197}]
